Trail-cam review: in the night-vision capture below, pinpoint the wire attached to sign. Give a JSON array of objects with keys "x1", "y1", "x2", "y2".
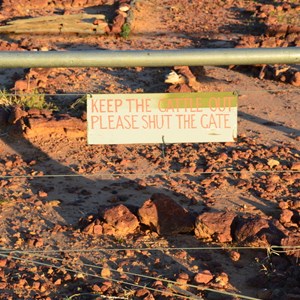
[{"x1": 161, "y1": 135, "x2": 166, "y2": 159}]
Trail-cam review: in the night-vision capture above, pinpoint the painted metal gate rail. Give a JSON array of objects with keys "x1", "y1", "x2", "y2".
[{"x1": 0, "y1": 47, "x2": 299, "y2": 68}]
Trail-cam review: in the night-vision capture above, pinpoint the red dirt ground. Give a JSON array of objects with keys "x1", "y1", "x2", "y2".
[{"x1": 0, "y1": 0, "x2": 299, "y2": 299}]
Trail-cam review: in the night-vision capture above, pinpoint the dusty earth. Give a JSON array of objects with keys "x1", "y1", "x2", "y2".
[{"x1": 0, "y1": 0, "x2": 299, "y2": 299}]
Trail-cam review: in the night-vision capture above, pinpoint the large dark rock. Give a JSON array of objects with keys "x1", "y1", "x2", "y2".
[
  {"x1": 234, "y1": 216, "x2": 269, "y2": 243},
  {"x1": 234, "y1": 216, "x2": 286, "y2": 246},
  {"x1": 194, "y1": 211, "x2": 236, "y2": 243},
  {"x1": 138, "y1": 193, "x2": 194, "y2": 235}
]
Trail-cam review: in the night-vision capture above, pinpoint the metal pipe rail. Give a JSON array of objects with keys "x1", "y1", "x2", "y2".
[{"x1": 0, "y1": 48, "x2": 299, "y2": 68}]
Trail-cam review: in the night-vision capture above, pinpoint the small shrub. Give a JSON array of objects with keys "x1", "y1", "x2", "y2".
[
  {"x1": 69, "y1": 95, "x2": 87, "y2": 111},
  {"x1": 120, "y1": 23, "x2": 131, "y2": 39},
  {"x1": 0, "y1": 198, "x2": 9, "y2": 206},
  {"x1": 0, "y1": 89, "x2": 57, "y2": 111}
]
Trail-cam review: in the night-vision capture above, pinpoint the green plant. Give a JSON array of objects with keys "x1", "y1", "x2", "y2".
[
  {"x1": 120, "y1": 23, "x2": 131, "y2": 39},
  {"x1": 0, "y1": 89, "x2": 57, "y2": 110},
  {"x1": 116, "y1": 237, "x2": 125, "y2": 244},
  {"x1": 0, "y1": 198, "x2": 9, "y2": 205},
  {"x1": 69, "y1": 95, "x2": 87, "y2": 111}
]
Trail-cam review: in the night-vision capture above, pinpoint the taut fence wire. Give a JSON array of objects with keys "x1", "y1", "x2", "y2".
[{"x1": 0, "y1": 50, "x2": 299, "y2": 299}]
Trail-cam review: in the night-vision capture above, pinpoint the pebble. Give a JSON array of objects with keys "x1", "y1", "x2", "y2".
[
  {"x1": 291, "y1": 162, "x2": 300, "y2": 171},
  {"x1": 101, "y1": 266, "x2": 111, "y2": 279},
  {"x1": 0, "y1": 258, "x2": 7, "y2": 267},
  {"x1": 229, "y1": 251, "x2": 240, "y2": 262},
  {"x1": 215, "y1": 272, "x2": 229, "y2": 287},
  {"x1": 194, "y1": 270, "x2": 213, "y2": 284},
  {"x1": 279, "y1": 209, "x2": 294, "y2": 224}
]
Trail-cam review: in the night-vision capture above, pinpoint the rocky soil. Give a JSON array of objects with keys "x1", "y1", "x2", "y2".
[{"x1": 0, "y1": 0, "x2": 299, "y2": 299}]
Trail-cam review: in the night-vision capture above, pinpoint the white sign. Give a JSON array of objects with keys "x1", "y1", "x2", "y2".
[{"x1": 87, "y1": 92, "x2": 237, "y2": 144}]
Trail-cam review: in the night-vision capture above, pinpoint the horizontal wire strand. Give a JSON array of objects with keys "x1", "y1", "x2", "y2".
[
  {"x1": 0, "y1": 250, "x2": 261, "y2": 300},
  {"x1": 4, "y1": 88, "x2": 300, "y2": 97},
  {"x1": 2, "y1": 245, "x2": 300, "y2": 254},
  {"x1": 0, "y1": 252, "x2": 205, "y2": 300},
  {"x1": 0, "y1": 87, "x2": 298, "y2": 300},
  {"x1": 1, "y1": 168, "x2": 299, "y2": 179}
]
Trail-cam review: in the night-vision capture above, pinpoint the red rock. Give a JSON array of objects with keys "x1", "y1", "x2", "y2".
[
  {"x1": 234, "y1": 217, "x2": 286, "y2": 246},
  {"x1": 17, "y1": 278, "x2": 27, "y2": 288},
  {"x1": 99, "y1": 284, "x2": 108, "y2": 293},
  {"x1": 8, "y1": 106, "x2": 27, "y2": 124},
  {"x1": 291, "y1": 161, "x2": 300, "y2": 171},
  {"x1": 288, "y1": 25, "x2": 300, "y2": 34},
  {"x1": 0, "y1": 269, "x2": 6, "y2": 280},
  {"x1": 0, "y1": 258, "x2": 7, "y2": 267},
  {"x1": 82, "y1": 222, "x2": 95, "y2": 234},
  {"x1": 281, "y1": 234, "x2": 300, "y2": 259},
  {"x1": 174, "y1": 66, "x2": 200, "y2": 90},
  {"x1": 101, "y1": 204, "x2": 139, "y2": 236},
  {"x1": 32, "y1": 281, "x2": 41, "y2": 290},
  {"x1": 38, "y1": 191, "x2": 48, "y2": 198},
  {"x1": 54, "y1": 278, "x2": 61, "y2": 285},
  {"x1": 71, "y1": 0, "x2": 87, "y2": 7},
  {"x1": 64, "y1": 274, "x2": 71, "y2": 281},
  {"x1": 25, "y1": 116, "x2": 85, "y2": 138},
  {"x1": 101, "y1": 266, "x2": 111, "y2": 278},
  {"x1": 194, "y1": 211, "x2": 236, "y2": 242},
  {"x1": 40, "y1": 109, "x2": 52, "y2": 118},
  {"x1": 218, "y1": 153, "x2": 228, "y2": 161},
  {"x1": 14, "y1": 80, "x2": 29, "y2": 91},
  {"x1": 194, "y1": 270, "x2": 213, "y2": 284},
  {"x1": 136, "y1": 288, "x2": 151, "y2": 298},
  {"x1": 167, "y1": 83, "x2": 192, "y2": 93},
  {"x1": 102, "y1": 223, "x2": 115, "y2": 236},
  {"x1": 266, "y1": 24, "x2": 288, "y2": 37},
  {"x1": 138, "y1": 193, "x2": 194, "y2": 235},
  {"x1": 175, "y1": 250, "x2": 187, "y2": 260},
  {"x1": 229, "y1": 251, "x2": 240, "y2": 262},
  {"x1": 215, "y1": 272, "x2": 229, "y2": 287},
  {"x1": 91, "y1": 284, "x2": 101, "y2": 293},
  {"x1": 34, "y1": 238, "x2": 44, "y2": 248},
  {"x1": 27, "y1": 108, "x2": 41, "y2": 116},
  {"x1": 291, "y1": 200, "x2": 300, "y2": 210},
  {"x1": 4, "y1": 160, "x2": 12, "y2": 168},
  {"x1": 234, "y1": 217, "x2": 269, "y2": 243},
  {"x1": 0, "y1": 282, "x2": 7, "y2": 289},
  {"x1": 178, "y1": 273, "x2": 189, "y2": 281},
  {"x1": 51, "y1": 224, "x2": 65, "y2": 234},
  {"x1": 111, "y1": 14, "x2": 125, "y2": 34},
  {"x1": 102, "y1": 281, "x2": 112, "y2": 288},
  {"x1": 291, "y1": 72, "x2": 300, "y2": 87},
  {"x1": 91, "y1": 284, "x2": 102, "y2": 292},
  {"x1": 40, "y1": 283, "x2": 48, "y2": 293},
  {"x1": 93, "y1": 224, "x2": 103, "y2": 235},
  {"x1": 279, "y1": 209, "x2": 294, "y2": 224}
]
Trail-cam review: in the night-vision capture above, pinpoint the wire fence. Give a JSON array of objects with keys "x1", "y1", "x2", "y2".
[
  {"x1": 0, "y1": 168, "x2": 299, "y2": 180},
  {"x1": 3, "y1": 87, "x2": 300, "y2": 97},
  {"x1": 0, "y1": 85, "x2": 299, "y2": 299},
  {"x1": 0, "y1": 245, "x2": 299, "y2": 299}
]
